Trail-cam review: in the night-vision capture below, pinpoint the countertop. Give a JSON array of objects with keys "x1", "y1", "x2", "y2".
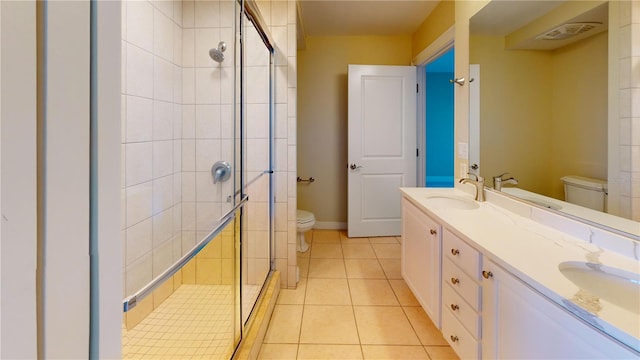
[{"x1": 400, "y1": 187, "x2": 640, "y2": 353}]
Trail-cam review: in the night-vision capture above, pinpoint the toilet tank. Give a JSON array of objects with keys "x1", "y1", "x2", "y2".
[{"x1": 560, "y1": 175, "x2": 608, "y2": 211}]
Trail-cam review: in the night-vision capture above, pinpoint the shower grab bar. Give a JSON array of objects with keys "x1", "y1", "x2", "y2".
[
  {"x1": 227, "y1": 169, "x2": 272, "y2": 202},
  {"x1": 122, "y1": 195, "x2": 249, "y2": 312},
  {"x1": 297, "y1": 176, "x2": 315, "y2": 183}
]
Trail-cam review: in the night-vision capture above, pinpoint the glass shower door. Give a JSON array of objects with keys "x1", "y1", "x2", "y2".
[
  {"x1": 121, "y1": 0, "x2": 242, "y2": 358},
  {"x1": 240, "y1": 8, "x2": 274, "y2": 325}
]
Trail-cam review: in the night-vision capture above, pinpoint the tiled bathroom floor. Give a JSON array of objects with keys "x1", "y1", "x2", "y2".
[{"x1": 259, "y1": 230, "x2": 460, "y2": 360}]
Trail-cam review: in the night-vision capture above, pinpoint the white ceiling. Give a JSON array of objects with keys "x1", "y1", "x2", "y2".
[{"x1": 297, "y1": 0, "x2": 440, "y2": 37}]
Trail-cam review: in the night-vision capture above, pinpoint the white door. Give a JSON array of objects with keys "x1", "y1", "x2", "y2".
[{"x1": 348, "y1": 65, "x2": 416, "y2": 237}]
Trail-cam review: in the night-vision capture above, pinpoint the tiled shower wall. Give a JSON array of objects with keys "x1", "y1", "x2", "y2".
[
  {"x1": 257, "y1": 0, "x2": 299, "y2": 288},
  {"x1": 121, "y1": 0, "x2": 184, "y2": 297},
  {"x1": 182, "y1": 0, "x2": 237, "y2": 285},
  {"x1": 618, "y1": 1, "x2": 640, "y2": 221},
  {"x1": 122, "y1": 0, "x2": 299, "y2": 299}
]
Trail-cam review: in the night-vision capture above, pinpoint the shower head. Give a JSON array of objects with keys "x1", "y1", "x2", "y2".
[{"x1": 209, "y1": 41, "x2": 227, "y2": 63}]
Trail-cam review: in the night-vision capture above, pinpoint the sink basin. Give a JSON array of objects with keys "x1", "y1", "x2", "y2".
[
  {"x1": 424, "y1": 195, "x2": 479, "y2": 210},
  {"x1": 559, "y1": 261, "x2": 640, "y2": 314}
]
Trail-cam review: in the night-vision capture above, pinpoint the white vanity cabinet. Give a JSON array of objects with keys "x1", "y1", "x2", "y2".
[
  {"x1": 441, "y1": 229, "x2": 482, "y2": 359},
  {"x1": 401, "y1": 198, "x2": 441, "y2": 327},
  {"x1": 482, "y1": 259, "x2": 637, "y2": 359}
]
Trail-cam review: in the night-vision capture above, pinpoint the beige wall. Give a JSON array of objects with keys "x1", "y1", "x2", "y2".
[
  {"x1": 470, "y1": 31, "x2": 608, "y2": 200},
  {"x1": 297, "y1": 35, "x2": 412, "y2": 225},
  {"x1": 470, "y1": 35, "x2": 554, "y2": 196},
  {"x1": 412, "y1": 0, "x2": 455, "y2": 59},
  {"x1": 550, "y1": 31, "x2": 608, "y2": 199}
]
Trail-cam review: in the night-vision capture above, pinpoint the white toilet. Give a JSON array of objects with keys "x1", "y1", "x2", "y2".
[
  {"x1": 296, "y1": 209, "x2": 315, "y2": 252},
  {"x1": 560, "y1": 175, "x2": 608, "y2": 211}
]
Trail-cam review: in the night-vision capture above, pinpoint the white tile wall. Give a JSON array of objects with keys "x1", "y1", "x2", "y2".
[
  {"x1": 123, "y1": 0, "x2": 185, "y2": 297},
  {"x1": 195, "y1": 104, "x2": 221, "y2": 139},
  {"x1": 617, "y1": 0, "x2": 640, "y2": 221},
  {"x1": 125, "y1": 142, "x2": 153, "y2": 186},
  {"x1": 153, "y1": 101, "x2": 174, "y2": 140},
  {"x1": 126, "y1": 96, "x2": 153, "y2": 142},
  {"x1": 152, "y1": 175, "x2": 174, "y2": 213},
  {"x1": 127, "y1": 1, "x2": 154, "y2": 52},
  {"x1": 126, "y1": 44, "x2": 154, "y2": 98},
  {"x1": 195, "y1": 68, "x2": 222, "y2": 104},
  {"x1": 126, "y1": 182, "x2": 153, "y2": 227}
]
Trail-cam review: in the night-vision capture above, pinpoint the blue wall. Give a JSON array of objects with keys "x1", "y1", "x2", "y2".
[{"x1": 425, "y1": 48, "x2": 454, "y2": 187}]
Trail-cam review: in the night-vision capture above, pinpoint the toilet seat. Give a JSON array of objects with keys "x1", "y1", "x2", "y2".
[{"x1": 297, "y1": 209, "x2": 315, "y2": 224}]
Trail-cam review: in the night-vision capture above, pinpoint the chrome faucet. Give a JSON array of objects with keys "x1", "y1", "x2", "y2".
[
  {"x1": 459, "y1": 173, "x2": 485, "y2": 202},
  {"x1": 493, "y1": 173, "x2": 518, "y2": 191}
]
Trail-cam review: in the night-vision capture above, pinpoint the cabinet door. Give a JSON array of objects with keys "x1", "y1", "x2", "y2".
[
  {"x1": 482, "y1": 260, "x2": 638, "y2": 359},
  {"x1": 401, "y1": 198, "x2": 441, "y2": 327}
]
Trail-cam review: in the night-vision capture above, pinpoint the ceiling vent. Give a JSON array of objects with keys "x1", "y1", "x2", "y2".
[{"x1": 536, "y1": 22, "x2": 602, "y2": 40}]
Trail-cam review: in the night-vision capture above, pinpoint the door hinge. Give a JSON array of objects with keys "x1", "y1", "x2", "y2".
[
  {"x1": 416, "y1": 83, "x2": 419, "y2": 93},
  {"x1": 416, "y1": 148, "x2": 419, "y2": 157}
]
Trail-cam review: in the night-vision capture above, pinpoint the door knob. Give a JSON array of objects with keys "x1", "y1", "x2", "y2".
[{"x1": 349, "y1": 163, "x2": 363, "y2": 170}]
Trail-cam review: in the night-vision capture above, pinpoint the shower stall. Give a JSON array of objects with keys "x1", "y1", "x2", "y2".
[{"x1": 120, "y1": 0, "x2": 276, "y2": 358}]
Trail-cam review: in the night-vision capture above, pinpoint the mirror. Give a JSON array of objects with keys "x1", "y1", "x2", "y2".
[{"x1": 469, "y1": 1, "x2": 639, "y2": 238}]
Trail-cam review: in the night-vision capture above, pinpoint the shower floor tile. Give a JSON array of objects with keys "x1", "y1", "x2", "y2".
[{"x1": 123, "y1": 284, "x2": 235, "y2": 360}]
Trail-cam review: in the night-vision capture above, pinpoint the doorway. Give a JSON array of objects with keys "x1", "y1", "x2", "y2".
[{"x1": 423, "y1": 47, "x2": 455, "y2": 187}]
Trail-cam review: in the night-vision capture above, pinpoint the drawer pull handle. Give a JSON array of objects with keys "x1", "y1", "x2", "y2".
[
  {"x1": 450, "y1": 335, "x2": 459, "y2": 342},
  {"x1": 482, "y1": 270, "x2": 493, "y2": 279},
  {"x1": 450, "y1": 277, "x2": 460, "y2": 285},
  {"x1": 450, "y1": 304, "x2": 459, "y2": 311},
  {"x1": 451, "y1": 248, "x2": 460, "y2": 255},
  {"x1": 430, "y1": 229, "x2": 437, "y2": 235}
]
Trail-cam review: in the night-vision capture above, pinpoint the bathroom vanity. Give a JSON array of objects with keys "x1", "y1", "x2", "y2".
[{"x1": 400, "y1": 187, "x2": 640, "y2": 359}]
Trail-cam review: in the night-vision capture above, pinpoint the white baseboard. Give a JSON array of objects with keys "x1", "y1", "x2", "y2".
[{"x1": 313, "y1": 221, "x2": 347, "y2": 230}]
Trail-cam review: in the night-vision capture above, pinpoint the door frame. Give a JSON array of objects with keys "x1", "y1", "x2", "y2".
[{"x1": 414, "y1": 26, "x2": 455, "y2": 187}]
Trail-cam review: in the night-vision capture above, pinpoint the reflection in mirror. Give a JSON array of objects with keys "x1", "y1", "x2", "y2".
[{"x1": 469, "y1": 1, "x2": 639, "y2": 238}]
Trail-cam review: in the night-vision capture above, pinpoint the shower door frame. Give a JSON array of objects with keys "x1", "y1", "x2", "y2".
[{"x1": 238, "y1": 0, "x2": 277, "y2": 331}]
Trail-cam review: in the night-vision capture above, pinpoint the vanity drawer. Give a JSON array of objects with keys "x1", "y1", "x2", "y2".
[
  {"x1": 443, "y1": 281, "x2": 481, "y2": 339},
  {"x1": 442, "y1": 304, "x2": 481, "y2": 360},
  {"x1": 443, "y1": 256, "x2": 481, "y2": 311},
  {"x1": 444, "y1": 229, "x2": 481, "y2": 280}
]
